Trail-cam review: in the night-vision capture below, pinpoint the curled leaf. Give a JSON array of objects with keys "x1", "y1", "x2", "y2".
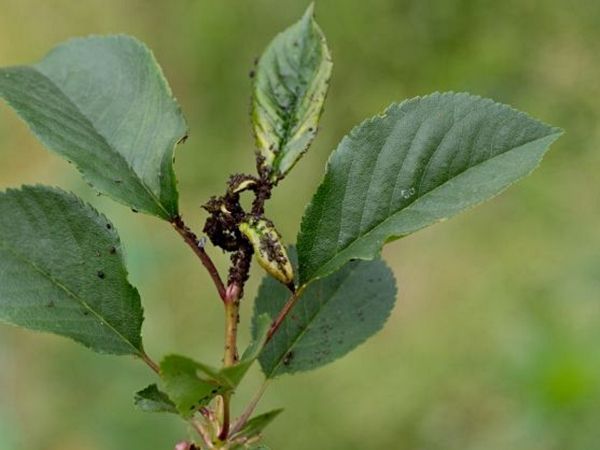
[{"x1": 239, "y1": 217, "x2": 294, "y2": 288}]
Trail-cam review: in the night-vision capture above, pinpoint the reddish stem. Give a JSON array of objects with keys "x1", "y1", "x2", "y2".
[
  {"x1": 140, "y1": 350, "x2": 160, "y2": 374},
  {"x1": 171, "y1": 216, "x2": 227, "y2": 301},
  {"x1": 266, "y1": 287, "x2": 302, "y2": 342}
]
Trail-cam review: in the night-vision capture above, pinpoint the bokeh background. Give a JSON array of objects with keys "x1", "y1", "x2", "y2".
[{"x1": 1, "y1": 0, "x2": 599, "y2": 449}]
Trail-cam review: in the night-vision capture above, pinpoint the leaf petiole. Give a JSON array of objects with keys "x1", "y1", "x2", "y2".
[{"x1": 171, "y1": 215, "x2": 227, "y2": 301}]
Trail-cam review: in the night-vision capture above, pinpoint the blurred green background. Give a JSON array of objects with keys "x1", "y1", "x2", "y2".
[{"x1": 0, "y1": 0, "x2": 599, "y2": 449}]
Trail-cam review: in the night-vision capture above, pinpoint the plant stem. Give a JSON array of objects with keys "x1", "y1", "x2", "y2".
[
  {"x1": 266, "y1": 286, "x2": 305, "y2": 342},
  {"x1": 223, "y1": 289, "x2": 241, "y2": 366},
  {"x1": 188, "y1": 420, "x2": 214, "y2": 449},
  {"x1": 219, "y1": 284, "x2": 241, "y2": 441},
  {"x1": 230, "y1": 380, "x2": 270, "y2": 436},
  {"x1": 171, "y1": 215, "x2": 227, "y2": 301},
  {"x1": 140, "y1": 350, "x2": 160, "y2": 374}
]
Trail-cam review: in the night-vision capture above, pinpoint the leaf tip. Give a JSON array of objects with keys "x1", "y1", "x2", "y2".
[{"x1": 303, "y1": 2, "x2": 316, "y2": 19}]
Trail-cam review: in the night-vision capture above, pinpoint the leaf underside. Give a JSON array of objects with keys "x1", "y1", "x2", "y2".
[
  {"x1": 159, "y1": 320, "x2": 269, "y2": 417},
  {"x1": 0, "y1": 35, "x2": 187, "y2": 220},
  {"x1": 252, "y1": 4, "x2": 332, "y2": 181},
  {"x1": 0, "y1": 186, "x2": 144, "y2": 355},
  {"x1": 134, "y1": 384, "x2": 177, "y2": 414},
  {"x1": 232, "y1": 409, "x2": 284, "y2": 440},
  {"x1": 297, "y1": 92, "x2": 563, "y2": 285},
  {"x1": 160, "y1": 355, "x2": 227, "y2": 418},
  {"x1": 253, "y1": 256, "x2": 396, "y2": 378}
]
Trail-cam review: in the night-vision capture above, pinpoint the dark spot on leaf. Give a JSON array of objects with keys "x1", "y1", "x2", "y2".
[
  {"x1": 249, "y1": 69, "x2": 255, "y2": 79},
  {"x1": 283, "y1": 351, "x2": 294, "y2": 366},
  {"x1": 131, "y1": 208, "x2": 139, "y2": 213},
  {"x1": 97, "y1": 271, "x2": 105, "y2": 279},
  {"x1": 106, "y1": 223, "x2": 112, "y2": 230},
  {"x1": 109, "y1": 246, "x2": 117, "y2": 254}
]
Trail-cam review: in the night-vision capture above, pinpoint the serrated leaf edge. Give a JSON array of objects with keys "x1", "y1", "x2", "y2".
[{"x1": 0, "y1": 184, "x2": 145, "y2": 355}]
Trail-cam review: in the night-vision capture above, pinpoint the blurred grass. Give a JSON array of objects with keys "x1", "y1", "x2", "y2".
[{"x1": 0, "y1": 0, "x2": 599, "y2": 449}]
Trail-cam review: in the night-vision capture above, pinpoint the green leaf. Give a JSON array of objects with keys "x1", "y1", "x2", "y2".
[
  {"x1": 159, "y1": 320, "x2": 270, "y2": 413},
  {"x1": 0, "y1": 185, "x2": 144, "y2": 355},
  {"x1": 297, "y1": 92, "x2": 563, "y2": 285},
  {"x1": 160, "y1": 355, "x2": 227, "y2": 418},
  {"x1": 134, "y1": 384, "x2": 177, "y2": 414},
  {"x1": 221, "y1": 314, "x2": 271, "y2": 387},
  {"x1": 0, "y1": 35, "x2": 187, "y2": 220},
  {"x1": 252, "y1": 4, "x2": 332, "y2": 181},
  {"x1": 253, "y1": 257, "x2": 396, "y2": 378},
  {"x1": 232, "y1": 409, "x2": 283, "y2": 440}
]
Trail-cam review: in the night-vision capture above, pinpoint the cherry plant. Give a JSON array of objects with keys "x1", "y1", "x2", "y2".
[{"x1": 0, "y1": 5, "x2": 562, "y2": 449}]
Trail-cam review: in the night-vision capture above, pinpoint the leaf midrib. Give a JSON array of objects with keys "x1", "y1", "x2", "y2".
[
  {"x1": 267, "y1": 265, "x2": 356, "y2": 377},
  {"x1": 0, "y1": 237, "x2": 141, "y2": 354},
  {"x1": 268, "y1": 20, "x2": 328, "y2": 175}
]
